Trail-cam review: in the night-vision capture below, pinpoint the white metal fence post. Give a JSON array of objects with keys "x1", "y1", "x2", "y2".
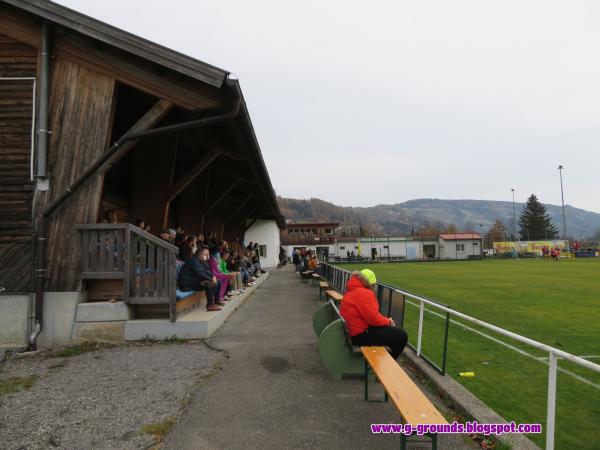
[
  {"x1": 546, "y1": 352, "x2": 557, "y2": 450},
  {"x1": 417, "y1": 300, "x2": 424, "y2": 356}
]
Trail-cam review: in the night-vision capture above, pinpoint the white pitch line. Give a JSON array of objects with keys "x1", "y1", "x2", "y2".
[{"x1": 404, "y1": 300, "x2": 600, "y2": 391}]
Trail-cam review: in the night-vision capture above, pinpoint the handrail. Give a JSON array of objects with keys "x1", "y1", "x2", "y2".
[
  {"x1": 77, "y1": 223, "x2": 178, "y2": 321},
  {"x1": 75, "y1": 223, "x2": 130, "y2": 229},
  {"x1": 129, "y1": 225, "x2": 178, "y2": 253},
  {"x1": 75, "y1": 223, "x2": 178, "y2": 253},
  {"x1": 322, "y1": 262, "x2": 600, "y2": 373},
  {"x1": 388, "y1": 284, "x2": 600, "y2": 373}
]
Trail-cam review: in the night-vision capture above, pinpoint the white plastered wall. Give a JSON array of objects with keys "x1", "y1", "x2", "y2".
[{"x1": 244, "y1": 220, "x2": 281, "y2": 268}]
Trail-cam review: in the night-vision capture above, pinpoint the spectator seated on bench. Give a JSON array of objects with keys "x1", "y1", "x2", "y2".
[
  {"x1": 209, "y1": 250, "x2": 234, "y2": 302},
  {"x1": 340, "y1": 269, "x2": 407, "y2": 360},
  {"x1": 178, "y1": 247, "x2": 223, "y2": 312},
  {"x1": 175, "y1": 260, "x2": 196, "y2": 301},
  {"x1": 241, "y1": 250, "x2": 260, "y2": 278},
  {"x1": 228, "y1": 250, "x2": 253, "y2": 288},
  {"x1": 317, "y1": 299, "x2": 390, "y2": 379},
  {"x1": 178, "y1": 234, "x2": 197, "y2": 262},
  {"x1": 250, "y1": 249, "x2": 263, "y2": 275},
  {"x1": 219, "y1": 249, "x2": 245, "y2": 293}
]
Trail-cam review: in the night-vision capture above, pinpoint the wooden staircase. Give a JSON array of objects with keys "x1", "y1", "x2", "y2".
[{"x1": 77, "y1": 223, "x2": 179, "y2": 321}]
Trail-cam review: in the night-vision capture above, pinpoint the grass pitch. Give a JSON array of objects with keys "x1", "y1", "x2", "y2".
[{"x1": 338, "y1": 259, "x2": 600, "y2": 449}]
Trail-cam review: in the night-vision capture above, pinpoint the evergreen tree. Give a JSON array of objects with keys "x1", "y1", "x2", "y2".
[{"x1": 518, "y1": 194, "x2": 558, "y2": 240}]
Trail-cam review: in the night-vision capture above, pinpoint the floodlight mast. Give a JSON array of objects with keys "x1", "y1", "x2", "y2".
[{"x1": 558, "y1": 165, "x2": 569, "y2": 254}]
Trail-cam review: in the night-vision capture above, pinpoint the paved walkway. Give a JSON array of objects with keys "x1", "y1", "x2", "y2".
[{"x1": 163, "y1": 266, "x2": 475, "y2": 450}]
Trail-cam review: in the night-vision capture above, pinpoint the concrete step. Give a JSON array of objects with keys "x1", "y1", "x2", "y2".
[{"x1": 123, "y1": 271, "x2": 270, "y2": 341}]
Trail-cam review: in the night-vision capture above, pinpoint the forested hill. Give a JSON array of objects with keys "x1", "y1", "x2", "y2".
[{"x1": 277, "y1": 197, "x2": 600, "y2": 238}]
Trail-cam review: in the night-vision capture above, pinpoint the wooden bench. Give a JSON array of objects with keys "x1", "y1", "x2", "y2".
[
  {"x1": 311, "y1": 272, "x2": 321, "y2": 285},
  {"x1": 318, "y1": 281, "x2": 329, "y2": 300},
  {"x1": 362, "y1": 346, "x2": 447, "y2": 450},
  {"x1": 325, "y1": 289, "x2": 343, "y2": 303},
  {"x1": 176, "y1": 291, "x2": 205, "y2": 314},
  {"x1": 300, "y1": 271, "x2": 314, "y2": 281}
]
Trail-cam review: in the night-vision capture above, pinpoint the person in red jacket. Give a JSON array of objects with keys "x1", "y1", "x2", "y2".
[{"x1": 340, "y1": 269, "x2": 408, "y2": 359}]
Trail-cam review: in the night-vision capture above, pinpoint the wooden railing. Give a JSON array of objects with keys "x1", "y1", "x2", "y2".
[
  {"x1": 76, "y1": 223, "x2": 178, "y2": 321},
  {"x1": 281, "y1": 234, "x2": 336, "y2": 245}
]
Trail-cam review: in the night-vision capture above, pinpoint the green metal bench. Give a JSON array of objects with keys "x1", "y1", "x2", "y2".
[
  {"x1": 317, "y1": 300, "x2": 366, "y2": 380},
  {"x1": 312, "y1": 300, "x2": 336, "y2": 336}
]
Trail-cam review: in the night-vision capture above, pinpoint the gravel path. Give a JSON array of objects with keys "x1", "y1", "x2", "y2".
[{"x1": 0, "y1": 342, "x2": 225, "y2": 450}]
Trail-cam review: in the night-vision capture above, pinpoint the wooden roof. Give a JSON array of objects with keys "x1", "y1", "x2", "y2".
[
  {"x1": 2, "y1": 0, "x2": 228, "y2": 87},
  {"x1": 0, "y1": 0, "x2": 285, "y2": 228}
]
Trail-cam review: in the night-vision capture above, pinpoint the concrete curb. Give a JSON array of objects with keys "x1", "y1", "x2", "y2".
[
  {"x1": 123, "y1": 271, "x2": 270, "y2": 341},
  {"x1": 404, "y1": 348, "x2": 541, "y2": 450}
]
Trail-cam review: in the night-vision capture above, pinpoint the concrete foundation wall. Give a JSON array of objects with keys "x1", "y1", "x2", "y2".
[
  {"x1": 37, "y1": 291, "x2": 86, "y2": 348},
  {"x1": 0, "y1": 294, "x2": 31, "y2": 349}
]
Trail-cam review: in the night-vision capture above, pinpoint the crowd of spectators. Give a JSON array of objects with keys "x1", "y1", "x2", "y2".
[
  {"x1": 134, "y1": 219, "x2": 264, "y2": 312},
  {"x1": 101, "y1": 210, "x2": 265, "y2": 312},
  {"x1": 292, "y1": 248, "x2": 319, "y2": 273}
]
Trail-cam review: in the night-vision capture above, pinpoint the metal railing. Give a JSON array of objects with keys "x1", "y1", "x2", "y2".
[
  {"x1": 319, "y1": 262, "x2": 600, "y2": 450},
  {"x1": 281, "y1": 234, "x2": 336, "y2": 245},
  {"x1": 319, "y1": 263, "x2": 451, "y2": 375}
]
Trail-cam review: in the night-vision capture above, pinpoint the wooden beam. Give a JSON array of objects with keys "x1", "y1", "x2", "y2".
[
  {"x1": 168, "y1": 150, "x2": 220, "y2": 202},
  {"x1": 180, "y1": 132, "x2": 247, "y2": 161},
  {"x1": 97, "y1": 98, "x2": 174, "y2": 174},
  {"x1": 202, "y1": 180, "x2": 241, "y2": 217},
  {"x1": 161, "y1": 138, "x2": 180, "y2": 230},
  {"x1": 199, "y1": 172, "x2": 211, "y2": 232},
  {"x1": 224, "y1": 196, "x2": 253, "y2": 223}
]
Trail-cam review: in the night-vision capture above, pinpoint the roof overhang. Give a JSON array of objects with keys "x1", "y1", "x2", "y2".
[{"x1": 2, "y1": 0, "x2": 229, "y2": 87}]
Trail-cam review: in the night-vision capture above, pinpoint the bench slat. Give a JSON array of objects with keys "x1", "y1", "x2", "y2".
[
  {"x1": 361, "y1": 347, "x2": 447, "y2": 426},
  {"x1": 325, "y1": 290, "x2": 343, "y2": 301}
]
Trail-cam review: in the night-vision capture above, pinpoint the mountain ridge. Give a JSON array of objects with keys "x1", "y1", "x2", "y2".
[{"x1": 277, "y1": 196, "x2": 600, "y2": 238}]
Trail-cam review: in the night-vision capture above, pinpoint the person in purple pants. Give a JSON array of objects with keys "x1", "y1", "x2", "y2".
[{"x1": 208, "y1": 251, "x2": 231, "y2": 301}]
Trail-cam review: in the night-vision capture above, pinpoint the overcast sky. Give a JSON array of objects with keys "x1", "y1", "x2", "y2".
[{"x1": 56, "y1": 0, "x2": 600, "y2": 212}]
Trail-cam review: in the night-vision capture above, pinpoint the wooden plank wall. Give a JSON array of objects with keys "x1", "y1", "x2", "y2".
[
  {"x1": 0, "y1": 33, "x2": 36, "y2": 292},
  {"x1": 36, "y1": 58, "x2": 116, "y2": 291}
]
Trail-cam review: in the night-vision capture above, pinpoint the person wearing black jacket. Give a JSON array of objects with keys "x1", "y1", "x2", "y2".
[
  {"x1": 178, "y1": 247, "x2": 223, "y2": 311},
  {"x1": 228, "y1": 250, "x2": 250, "y2": 287}
]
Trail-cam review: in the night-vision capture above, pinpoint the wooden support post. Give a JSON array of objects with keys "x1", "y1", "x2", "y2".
[{"x1": 161, "y1": 138, "x2": 180, "y2": 230}]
